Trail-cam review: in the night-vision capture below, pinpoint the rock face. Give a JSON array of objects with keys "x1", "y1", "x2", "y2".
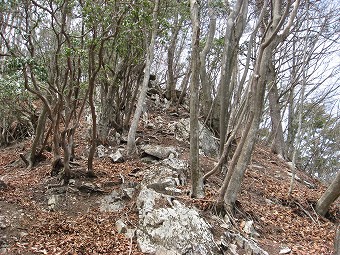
[
  {"x1": 172, "y1": 118, "x2": 219, "y2": 157},
  {"x1": 136, "y1": 159, "x2": 220, "y2": 254}
]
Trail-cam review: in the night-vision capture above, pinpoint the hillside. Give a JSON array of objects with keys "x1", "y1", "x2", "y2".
[{"x1": 0, "y1": 101, "x2": 339, "y2": 255}]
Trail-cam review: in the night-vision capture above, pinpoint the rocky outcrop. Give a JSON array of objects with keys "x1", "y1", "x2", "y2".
[
  {"x1": 137, "y1": 188, "x2": 219, "y2": 255},
  {"x1": 136, "y1": 159, "x2": 220, "y2": 254},
  {"x1": 170, "y1": 118, "x2": 219, "y2": 157}
]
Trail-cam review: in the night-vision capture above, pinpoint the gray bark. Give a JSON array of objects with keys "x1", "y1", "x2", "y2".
[
  {"x1": 316, "y1": 171, "x2": 340, "y2": 217},
  {"x1": 127, "y1": 0, "x2": 159, "y2": 155},
  {"x1": 189, "y1": 0, "x2": 204, "y2": 198}
]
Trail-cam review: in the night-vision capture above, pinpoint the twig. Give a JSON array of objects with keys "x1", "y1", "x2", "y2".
[{"x1": 295, "y1": 201, "x2": 317, "y2": 224}]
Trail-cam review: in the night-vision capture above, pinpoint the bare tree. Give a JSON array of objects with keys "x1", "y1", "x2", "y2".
[{"x1": 218, "y1": 0, "x2": 300, "y2": 212}]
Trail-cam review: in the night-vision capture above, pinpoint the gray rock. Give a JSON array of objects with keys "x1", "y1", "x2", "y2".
[
  {"x1": 173, "y1": 118, "x2": 219, "y2": 157},
  {"x1": 279, "y1": 247, "x2": 291, "y2": 254},
  {"x1": 136, "y1": 188, "x2": 219, "y2": 255},
  {"x1": 222, "y1": 232, "x2": 268, "y2": 255},
  {"x1": 47, "y1": 195, "x2": 58, "y2": 211},
  {"x1": 116, "y1": 219, "x2": 127, "y2": 234},
  {"x1": 109, "y1": 150, "x2": 125, "y2": 163},
  {"x1": 141, "y1": 145, "x2": 177, "y2": 160},
  {"x1": 96, "y1": 145, "x2": 106, "y2": 158},
  {"x1": 100, "y1": 189, "x2": 127, "y2": 212}
]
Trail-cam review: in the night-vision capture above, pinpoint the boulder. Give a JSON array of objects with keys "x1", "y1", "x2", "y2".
[
  {"x1": 136, "y1": 188, "x2": 219, "y2": 255},
  {"x1": 172, "y1": 118, "x2": 219, "y2": 157},
  {"x1": 141, "y1": 145, "x2": 177, "y2": 160}
]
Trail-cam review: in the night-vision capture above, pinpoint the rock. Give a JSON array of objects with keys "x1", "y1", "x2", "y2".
[
  {"x1": 173, "y1": 118, "x2": 219, "y2": 157},
  {"x1": 136, "y1": 188, "x2": 219, "y2": 255},
  {"x1": 222, "y1": 232, "x2": 268, "y2": 255},
  {"x1": 68, "y1": 179, "x2": 76, "y2": 186},
  {"x1": 109, "y1": 150, "x2": 125, "y2": 163},
  {"x1": 122, "y1": 187, "x2": 136, "y2": 199},
  {"x1": 100, "y1": 189, "x2": 128, "y2": 212},
  {"x1": 116, "y1": 219, "x2": 127, "y2": 234},
  {"x1": 0, "y1": 216, "x2": 9, "y2": 229},
  {"x1": 47, "y1": 195, "x2": 58, "y2": 211},
  {"x1": 279, "y1": 247, "x2": 291, "y2": 254},
  {"x1": 96, "y1": 145, "x2": 106, "y2": 158},
  {"x1": 141, "y1": 162, "x2": 187, "y2": 190},
  {"x1": 0, "y1": 180, "x2": 7, "y2": 190},
  {"x1": 78, "y1": 182, "x2": 104, "y2": 194},
  {"x1": 141, "y1": 145, "x2": 177, "y2": 160},
  {"x1": 242, "y1": 220, "x2": 260, "y2": 237}
]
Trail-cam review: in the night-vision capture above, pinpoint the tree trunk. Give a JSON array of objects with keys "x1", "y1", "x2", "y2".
[
  {"x1": 27, "y1": 104, "x2": 48, "y2": 169},
  {"x1": 189, "y1": 0, "x2": 204, "y2": 198},
  {"x1": 316, "y1": 171, "x2": 340, "y2": 217},
  {"x1": 199, "y1": 0, "x2": 216, "y2": 119},
  {"x1": 268, "y1": 65, "x2": 286, "y2": 159},
  {"x1": 126, "y1": 0, "x2": 159, "y2": 155},
  {"x1": 220, "y1": 0, "x2": 300, "y2": 212}
]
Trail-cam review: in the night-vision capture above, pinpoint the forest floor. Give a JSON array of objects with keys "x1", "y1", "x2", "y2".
[{"x1": 0, "y1": 102, "x2": 339, "y2": 255}]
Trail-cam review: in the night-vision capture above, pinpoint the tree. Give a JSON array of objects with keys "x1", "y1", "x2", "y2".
[
  {"x1": 127, "y1": 0, "x2": 160, "y2": 155},
  {"x1": 218, "y1": 0, "x2": 300, "y2": 212},
  {"x1": 315, "y1": 171, "x2": 340, "y2": 217},
  {"x1": 189, "y1": 0, "x2": 204, "y2": 198}
]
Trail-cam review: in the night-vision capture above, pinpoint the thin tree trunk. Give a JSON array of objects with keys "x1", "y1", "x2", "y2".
[
  {"x1": 126, "y1": 0, "x2": 159, "y2": 155},
  {"x1": 189, "y1": 0, "x2": 204, "y2": 198}
]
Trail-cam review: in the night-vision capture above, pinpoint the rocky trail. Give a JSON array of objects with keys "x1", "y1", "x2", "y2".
[{"x1": 0, "y1": 98, "x2": 339, "y2": 254}]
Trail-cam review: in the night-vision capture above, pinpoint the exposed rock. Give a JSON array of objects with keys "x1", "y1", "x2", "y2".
[
  {"x1": 173, "y1": 118, "x2": 219, "y2": 157},
  {"x1": 78, "y1": 182, "x2": 104, "y2": 194},
  {"x1": 116, "y1": 219, "x2": 127, "y2": 234},
  {"x1": 136, "y1": 188, "x2": 219, "y2": 255},
  {"x1": 140, "y1": 144, "x2": 177, "y2": 160},
  {"x1": 99, "y1": 187, "x2": 134, "y2": 212},
  {"x1": 221, "y1": 232, "x2": 268, "y2": 255},
  {"x1": 141, "y1": 160, "x2": 187, "y2": 189},
  {"x1": 242, "y1": 220, "x2": 260, "y2": 237},
  {"x1": 47, "y1": 195, "x2": 58, "y2": 211},
  {"x1": 109, "y1": 150, "x2": 125, "y2": 163},
  {"x1": 96, "y1": 145, "x2": 106, "y2": 158},
  {"x1": 279, "y1": 247, "x2": 292, "y2": 254}
]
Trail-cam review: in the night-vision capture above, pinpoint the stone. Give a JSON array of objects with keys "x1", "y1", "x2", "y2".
[
  {"x1": 47, "y1": 195, "x2": 58, "y2": 211},
  {"x1": 279, "y1": 247, "x2": 292, "y2": 254},
  {"x1": 116, "y1": 219, "x2": 127, "y2": 234},
  {"x1": 173, "y1": 118, "x2": 219, "y2": 157},
  {"x1": 141, "y1": 145, "x2": 177, "y2": 160},
  {"x1": 78, "y1": 182, "x2": 104, "y2": 194},
  {"x1": 0, "y1": 180, "x2": 7, "y2": 190},
  {"x1": 222, "y1": 232, "x2": 268, "y2": 255},
  {"x1": 0, "y1": 216, "x2": 9, "y2": 229},
  {"x1": 109, "y1": 150, "x2": 125, "y2": 163},
  {"x1": 96, "y1": 145, "x2": 106, "y2": 158},
  {"x1": 136, "y1": 188, "x2": 219, "y2": 255},
  {"x1": 100, "y1": 190, "x2": 126, "y2": 212}
]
